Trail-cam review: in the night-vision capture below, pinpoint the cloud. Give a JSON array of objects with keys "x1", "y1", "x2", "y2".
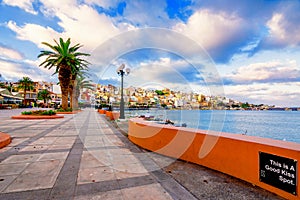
[
  {"x1": 0, "y1": 60, "x2": 23, "y2": 81},
  {"x1": 257, "y1": 1, "x2": 300, "y2": 50},
  {"x1": 264, "y1": 13, "x2": 300, "y2": 47},
  {"x1": 0, "y1": 45, "x2": 24, "y2": 60},
  {"x1": 173, "y1": 9, "x2": 253, "y2": 63},
  {"x1": 6, "y1": 21, "x2": 61, "y2": 49},
  {"x1": 0, "y1": 59, "x2": 52, "y2": 82},
  {"x1": 8, "y1": 1, "x2": 131, "y2": 52},
  {"x1": 39, "y1": 0, "x2": 77, "y2": 17},
  {"x1": 94, "y1": 53, "x2": 201, "y2": 92},
  {"x1": 2, "y1": 0, "x2": 37, "y2": 15},
  {"x1": 84, "y1": 0, "x2": 121, "y2": 9},
  {"x1": 224, "y1": 82, "x2": 300, "y2": 107},
  {"x1": 225, "y1": 60, "x2": 300, "y2": 84},
  {"x1": 124, "y1": 57, "x2": 201, "y2": 91},
  {"x1": 55, "y1": 4, "x2": 120, "y2": 50},
  {"x1": 122, "y1": 0, "x2": 172, "y2": 27},
  {"x1": 97, "y1": 77, "x2": 119, "y2": 86}
]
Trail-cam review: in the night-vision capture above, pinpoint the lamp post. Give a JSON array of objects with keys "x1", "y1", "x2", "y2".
[{"x1": 117, "y1": 64, "x2": 130, "y2": 119}]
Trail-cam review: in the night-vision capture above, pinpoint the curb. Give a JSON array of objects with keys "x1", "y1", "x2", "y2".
[
  {"x1": 56, "y1": 111, "x2": 79, "y2": 114},
  {"x1": 0, "y1": 132, "x2": 11, "y2": 148}
]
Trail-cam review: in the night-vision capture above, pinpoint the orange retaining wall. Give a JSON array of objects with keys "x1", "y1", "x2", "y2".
[
  {"x1": 11, "y1": 115, "x2": 64, "y2": 119},
  {"x1": 98, "y1": 109, "x2": 107, "y2": 114},
  {"x1": 128, "y1": 118, "x2": 300, "y2": 200},
  {"x1": 105, "y1": 111, "x2": 120, "y2": 120},
  {"x1": 0, "y1": 132, "x2": 11, "y2": 148}
]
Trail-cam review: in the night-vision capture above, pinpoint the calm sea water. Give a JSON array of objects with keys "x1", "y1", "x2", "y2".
[{"x1": 127, "y1": 110, "x2": 300, "y2": 143}]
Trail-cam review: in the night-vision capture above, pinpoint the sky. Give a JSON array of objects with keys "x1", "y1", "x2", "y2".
[{"x1": 0, "y1": 0, "x2": 300, "y2": 107}]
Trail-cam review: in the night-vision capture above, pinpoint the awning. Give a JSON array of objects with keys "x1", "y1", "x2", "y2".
[{"x1": 0, "y1": 93, "x2": 23, "y2": 100}]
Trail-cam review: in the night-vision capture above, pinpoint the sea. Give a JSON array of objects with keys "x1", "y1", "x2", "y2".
[{"x1": 126, "y1": 109, "x2": 300, "y2": 144}]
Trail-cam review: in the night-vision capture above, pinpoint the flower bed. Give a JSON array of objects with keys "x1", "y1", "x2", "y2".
[
  {"x1": 21, "y1": 110, "x2": 56, "y2": 116},
  {"x1": 12, "y1": 110, "x2": 64, "y2": 119},
  {"x1": 0, "y1": 132, "x2": 11, "y2": 149},
  {"x1": 11, "y1": 115, "x2": 64, "y2": 119}
]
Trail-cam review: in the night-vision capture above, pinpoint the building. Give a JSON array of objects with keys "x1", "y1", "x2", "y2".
[{"x1": 0, "y1": 88, "x2": 23, "y2": 108}]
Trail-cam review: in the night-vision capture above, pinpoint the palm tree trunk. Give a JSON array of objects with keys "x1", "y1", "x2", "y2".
[
  {"x1": 75, "y1": 98, "x2": 79, "y2": 109},
  {"x1": 24, "y1": 89, "x2": 27, "y2": 106},
  {"x1": 74, "y1": 89, "x2": 79, "y2": 109},
  {"x1": 72, "y1": 79, "x2": 78, "y2": 109},
  {"x1": 61, "y1": 87, "x2": 69, "y2": 110},
  {"x1": 69, "y1": 86, "x2": 73, "y2": 109},
  {"x1": 69, "y1": 74, "x2": 76, "y2": 110},
  {"x1": 58, "y1": 65, "x2": 71, "y2": 110}
]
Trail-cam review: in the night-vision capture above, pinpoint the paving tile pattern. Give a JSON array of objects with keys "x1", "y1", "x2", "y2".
[{"x1": 0, "y1": 109, "x2": 196, "y2": 200}]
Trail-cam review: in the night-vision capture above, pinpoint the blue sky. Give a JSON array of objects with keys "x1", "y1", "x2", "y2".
[{"x1": 1, "y1": 0, "x2": 300, "y2": 107}]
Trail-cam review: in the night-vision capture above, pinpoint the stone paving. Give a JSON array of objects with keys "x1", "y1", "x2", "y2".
[{"x1": 0, "y1": 108, "x2": 196, "y2": 200}]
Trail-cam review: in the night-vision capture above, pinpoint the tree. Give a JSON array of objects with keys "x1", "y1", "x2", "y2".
[
  {"x1": 161, "y1": 103, "x2": 167, "y2": 108},
  {"x1": 69, "y1": 69, "x2": 83, "y2": 109},
  {"x1": 241, "y1": 102, "x2": 250, "y2": 109},
  {"x1": 155, "y1": 90, "x2": 164, "y2": 95},
  {"x1": 38, "y1": 38, "x2": 90, "y2": 110},
  {"x1": 38, "y1": 89, "x2": 51, "y2": 104},
  {"x1": 18, "y1": 77, "x2": 34, "y2": 106},
  {"x1": 74, "y1": 75, "x2": 94, "y2": 109},
  {"x1": 69, "y1": 69, "x2": 91, "y2": 109}
]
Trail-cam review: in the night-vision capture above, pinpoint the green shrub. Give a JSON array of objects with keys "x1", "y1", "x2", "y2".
[
  {"x1": 21, "y1": 111, "x2": 32, "y2": 115},
  {"x1": 21, "y1": 110, "x2": 56, "y2": 116},
  {"x1": 56, "y1": 108, "x2": 73, "y2": 112},
  {"x1": 42, "y1": 110, "x2": 56, "y2": 115}
]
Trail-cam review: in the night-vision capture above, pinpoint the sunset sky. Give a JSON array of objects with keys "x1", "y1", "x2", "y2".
[{"x1": 1, "y1": 0, "x2": 300, "y2": 107}]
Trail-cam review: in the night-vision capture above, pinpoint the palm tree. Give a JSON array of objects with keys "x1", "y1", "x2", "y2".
[
  {"x1": 69, "y1": 69, "x2": 82, "y2": 110},
  {"x1": 38, "y1": 89, "x2": 51, "y2": 104},
  {"x1": 74, "y1": 75, "x2": 94, "y2": 109},
  {"x1": 18, "y1": 77, "x2": 34, "y2": 106},
  {"x1": 38, "y1": 38, "x2": 90, "y2": 110},
  {"x1": 69, "y1": 69, "x2": 90, "y2": 109}
]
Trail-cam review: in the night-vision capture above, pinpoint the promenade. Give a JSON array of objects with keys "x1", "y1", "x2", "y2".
[
  {"x1": 0, "y1": 108, "x2": 195, "y2": 200},
  {"x1": 0, "y1": 108, "x2": 282, "y2": 199}
]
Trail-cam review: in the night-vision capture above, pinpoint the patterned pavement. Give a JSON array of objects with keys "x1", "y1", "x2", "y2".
[{"x1": 0, "y1": 108, "x2": 196, "y2": 200}]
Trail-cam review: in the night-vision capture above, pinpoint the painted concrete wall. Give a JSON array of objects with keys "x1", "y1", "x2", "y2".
[
  {"x1": 128, "y1": 118, "x2": 300, "y2": 200},
  {"x1": 98, "y1": 109, "x2": 106, "y2": 114},
  {"x1": 0, "y1": 132, "x2": 11, "y2": 148},
  {"x1": 105, "y1": 111, "x2": 120, "y2": 120}
]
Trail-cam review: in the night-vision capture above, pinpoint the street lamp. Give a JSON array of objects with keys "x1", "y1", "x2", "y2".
[{"x1": 116, "y1": 64, "x2": 130, "y2": 119}]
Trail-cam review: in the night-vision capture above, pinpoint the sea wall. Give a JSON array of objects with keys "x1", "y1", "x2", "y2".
[
  {"x1": 128, "y1": 118, "x2": 300, "y2": 200},
  {"x1": 105, "y1": 111, "x2": 120, "y2": 120},
  {"x1": 98, "y1": 109, "x2": 107, "y2": 114}
]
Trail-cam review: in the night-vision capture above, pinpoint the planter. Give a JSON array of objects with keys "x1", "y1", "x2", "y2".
[
  {"x1": 106, "y1": 111, "x2": 120, "y2": 120},
  {"x1": 0, "y1": 132, "x2": 11, "y2": 148},
  {"x1": 11, "y1": 115, "x2": 64, "y2": 119},
  {"x1": 98, "y1": 109, "x2": 107, "y2": 114}
]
